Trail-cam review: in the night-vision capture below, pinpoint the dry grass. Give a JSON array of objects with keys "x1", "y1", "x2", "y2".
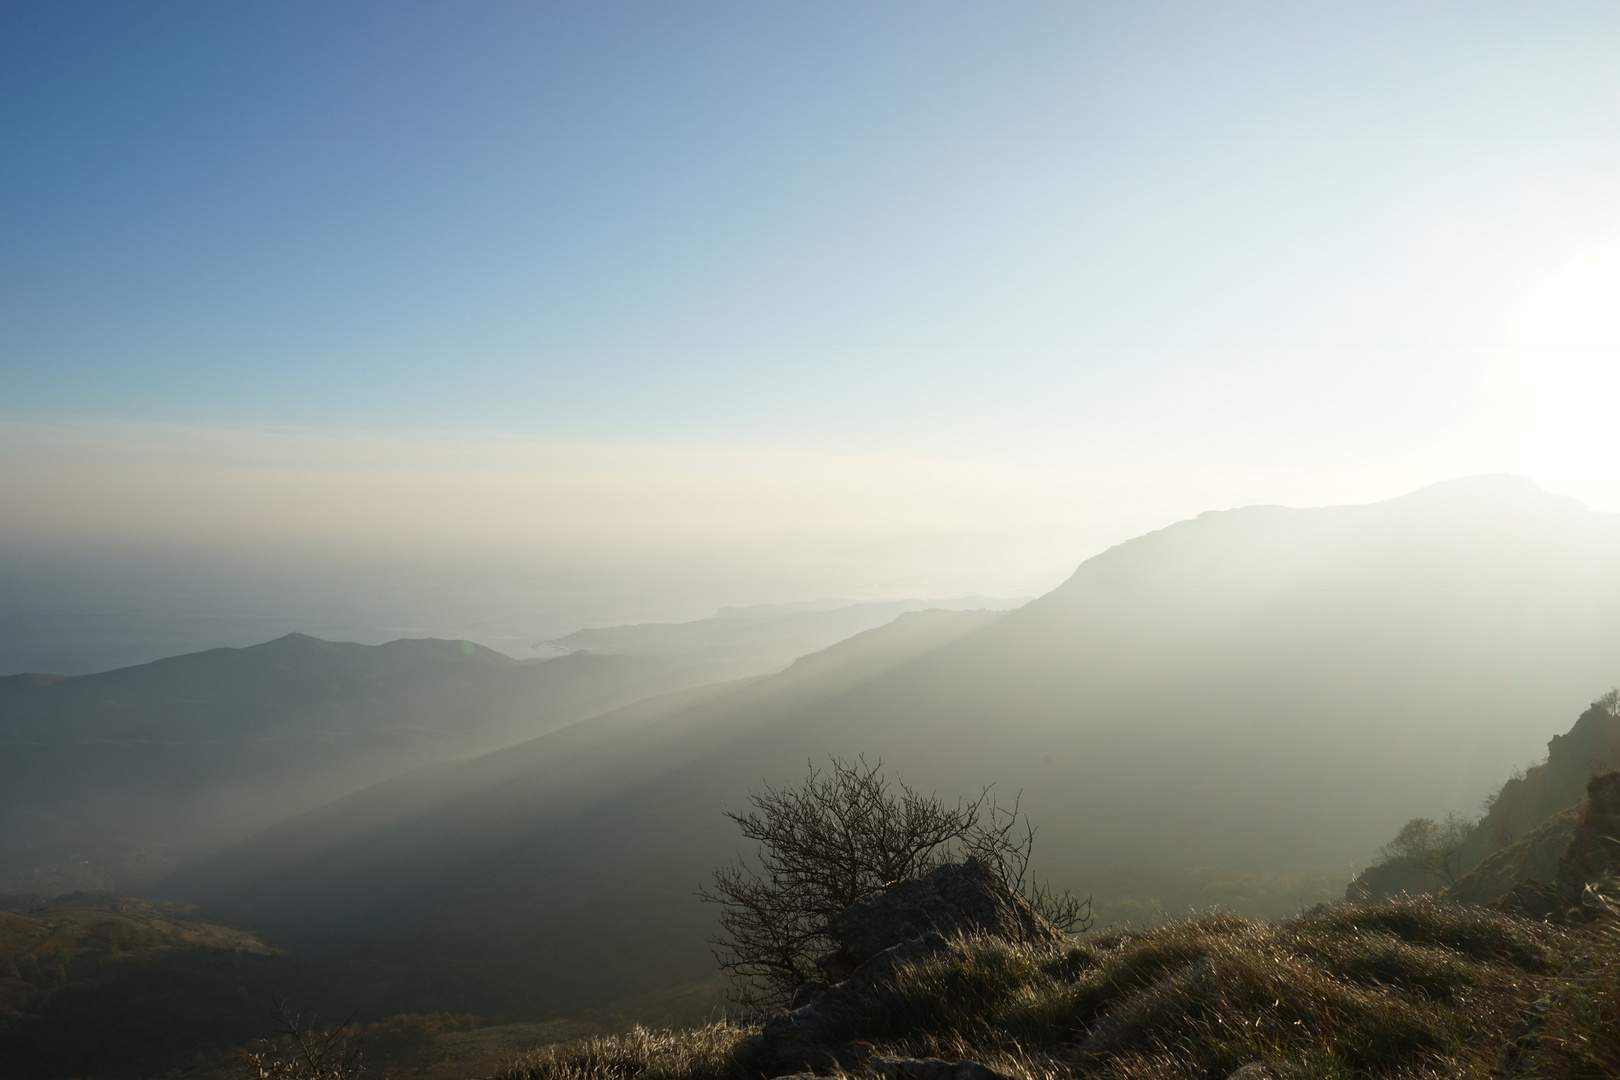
[
  {"x1": 501, "y1": 1022, "x2": 755, "y2": 1080},
  {"x1": 1511, "y1": 894, "x2": 1620, "y2": 1080},
  {"x1": 498, "y1": 898, "x2": 1573, "y2": 1080}
]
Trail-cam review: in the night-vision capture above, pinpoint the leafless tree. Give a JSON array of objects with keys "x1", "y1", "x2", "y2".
[
  {"x1": 1378, "y1": 811, "x2": 1474, "y2": 889},
  {"x1": 699, "y1": 756, "x2": 1090, "y2": 1009}
]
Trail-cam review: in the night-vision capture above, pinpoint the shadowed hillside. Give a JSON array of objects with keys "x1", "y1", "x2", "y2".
[
  {"x1": 0, "y1": 892, "x2": 289, "y2": 1079},
  {"x1": 165, "y1": 608, "x2": 1009, "y2": 999},
  {"x1": 0, "y1": 624, "x2": 878, "y2": 893}
]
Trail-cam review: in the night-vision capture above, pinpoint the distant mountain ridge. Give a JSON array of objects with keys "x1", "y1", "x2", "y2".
[
  {"x1": 1057, "y1": 475, "x2": 1600, "y2": 588},
  {"x1": 0, "y1": 619, "x2": 910, "y2": 893},
  {"x1": 544, "y1": 596, "x2": 1022, "y2": 657},
  {"x1": 0, "y1": 590, "x2": 1030, "y2": 894}
]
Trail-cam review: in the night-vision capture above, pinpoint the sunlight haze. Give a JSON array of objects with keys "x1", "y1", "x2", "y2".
[{"x1": 8, "y1": 8, "x2": 1620, "y2": 1075}]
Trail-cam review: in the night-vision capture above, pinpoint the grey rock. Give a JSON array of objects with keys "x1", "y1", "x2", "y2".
[
  {"x1": 1495, "y1": 770, "x2": 1620, "y2": 923},
  {"x1": 818, "y1": 858, "x2": 1064, "y2": 983},
  {"x1": 764, "y1": 933, "x2": 950, "y2": 1044},
  {"x1": 1554, "y1": 770, "x2": 1620, "y2": 911}
]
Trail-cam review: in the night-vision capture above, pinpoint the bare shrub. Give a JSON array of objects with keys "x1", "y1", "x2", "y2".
[
  {"x1": 244, "y1": 1004, "x2": 367, "y2": 1080},
  {"x1": 1378, "y1": 811, "x2": 1474, "y2": 888},
  {"x1": 699, "y1": 756, "x2": 1089, "y2": 1009}
]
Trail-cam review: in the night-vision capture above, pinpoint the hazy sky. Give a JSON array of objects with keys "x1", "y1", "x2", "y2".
[{"x1": 3, "y1": 3, "x2": 1620, "y2": 672}]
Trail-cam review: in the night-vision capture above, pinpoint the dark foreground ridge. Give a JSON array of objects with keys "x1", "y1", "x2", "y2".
[{"x1": 504, "y1": 866, "x2": 1617, "y2": 1080}]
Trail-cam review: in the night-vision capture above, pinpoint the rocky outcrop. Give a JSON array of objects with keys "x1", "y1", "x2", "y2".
[
  {"x1": 1345, "y1": 854, "x2": 1433, "y2": 903},
  {"x1": 1352, "y1": 697, "x2": 1620, "y2": 905},
  {"x1": 750, "y1": 859, "x2": 1066, "y2": 1074},
  {"x1": 1553, "y1": 770, "x2": 1620, "y2": 899},
  {"x1": 1488, "y1": 770, "x2": 1620, "y2": 922},
  {"x1": 1481, "y1": 699, "x2": 1620, "y2": 850},
  {"x1": 1447, "y1": 803, "x2": 1582, "y2": 908},
  {"x1": 817, "y1": 858, "x2": 1065, "y2": 984},
  {"x1": 763, "y1": 932, "x2": 951, "y2": 1045}
]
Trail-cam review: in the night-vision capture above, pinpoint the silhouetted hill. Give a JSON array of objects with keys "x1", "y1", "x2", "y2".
[{"x1": 165, "y1": 477, "x2": 1620, "y2": 1017}]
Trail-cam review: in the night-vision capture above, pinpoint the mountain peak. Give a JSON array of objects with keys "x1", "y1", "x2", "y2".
[
  {"x1": 1053, "y1": 473, "x2": 1611, "y2": 592},
  {"x1": 1384, "y1": 474, "x2": 1583, "y2": 512}
]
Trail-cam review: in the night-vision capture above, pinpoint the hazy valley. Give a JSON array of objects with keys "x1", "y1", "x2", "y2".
[
  {"x1": 7, "y1": 478, "x2": 1620, "y2": 1078},
  {"x1": 15, "y1": 7, "x2": 1620, "y2": 1076}
]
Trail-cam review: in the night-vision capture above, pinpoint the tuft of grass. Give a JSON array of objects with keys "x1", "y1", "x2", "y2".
[
  {"x1": 500, "y1": 1022, "x2": 755, "y2": 1080},
  {"x1": 1512, "y1": 894, "x2": 1620, "y2": 1080},
  {"x1": 498, "y1": 898, "x2": 1572, "y2": 1080},
  {"x1": 1294, "y1": 896, "x2": 1563, "y2": 971}
]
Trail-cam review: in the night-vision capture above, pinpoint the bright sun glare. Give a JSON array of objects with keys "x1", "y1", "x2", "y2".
[
  {"x1": 1527, "y1": 253, "x2": 1620, "y2": 344},
  {"x1": 1526, "y1": 357, "x2": 1620, "y2": 494}
]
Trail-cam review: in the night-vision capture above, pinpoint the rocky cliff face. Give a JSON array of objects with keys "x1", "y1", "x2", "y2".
[
  {"x1": 1554, "y1": 770, "x2": 1620, "y2": 907},
  {"x1": 1446, "y1": 802, "x2": 1583, "y2": 907},
  {"x1": 1473, "y1": 770, "x2": 1620, "y2": 921},
  {"x1": 1475, "y1": 696, "x2": 1620, "y2": 854},
  {"x1": 1348, "y1": 695, "x2": 1620, "y2": 905}
]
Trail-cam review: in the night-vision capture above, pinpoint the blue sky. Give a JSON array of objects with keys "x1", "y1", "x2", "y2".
[
  {"x1": 6, "y1": 2, "x2": 1620, "y2": 360},
  {"x1": 3, "y1": 3, "x2": 1620, "y2": 671}
]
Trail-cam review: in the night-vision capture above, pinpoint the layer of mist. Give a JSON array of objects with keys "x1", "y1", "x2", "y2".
[{"x1": 1, "y1": 598, "x2": 1016, "y2": 893}]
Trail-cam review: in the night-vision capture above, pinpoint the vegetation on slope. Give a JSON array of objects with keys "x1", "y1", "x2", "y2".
[
  {"x1": 1500, "y1": 892, "x2": 1620, "y2": 1080},
  {"x1": 701, "y1": 758, "x2": 1088, "y2": 1010},
  {"x1": 0, "y1": 893, "x2": 287, "y2": 1079},
  {"x1": 500, "y1": 704, "x2": 1620, "y2": 1080},
  {"x1": 503, "y1": 897, "x2": 1578, "y2": 1080},
  {"x1": 1349, "y1": 690, "x2": 1620, "y2": 906}
]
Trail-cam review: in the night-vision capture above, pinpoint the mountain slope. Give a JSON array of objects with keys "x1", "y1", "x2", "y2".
[{"x1": 171, "y1": 477, "x2": 1620, "y2": 1015}]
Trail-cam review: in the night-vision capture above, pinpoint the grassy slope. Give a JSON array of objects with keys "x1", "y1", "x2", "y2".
[
  {"x1": 1345, "y1": 700, "x2": 1620, "y2": 909},
  {"x1": 0, "y1": 894, "x2": 273, "y2": 1022},
  {"x1": 504, "y1": 898, "x2": 1597, "y2": 1080},
  {"x1": 0, "y1": 895, "x2": 291, "y2": 1079}
]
